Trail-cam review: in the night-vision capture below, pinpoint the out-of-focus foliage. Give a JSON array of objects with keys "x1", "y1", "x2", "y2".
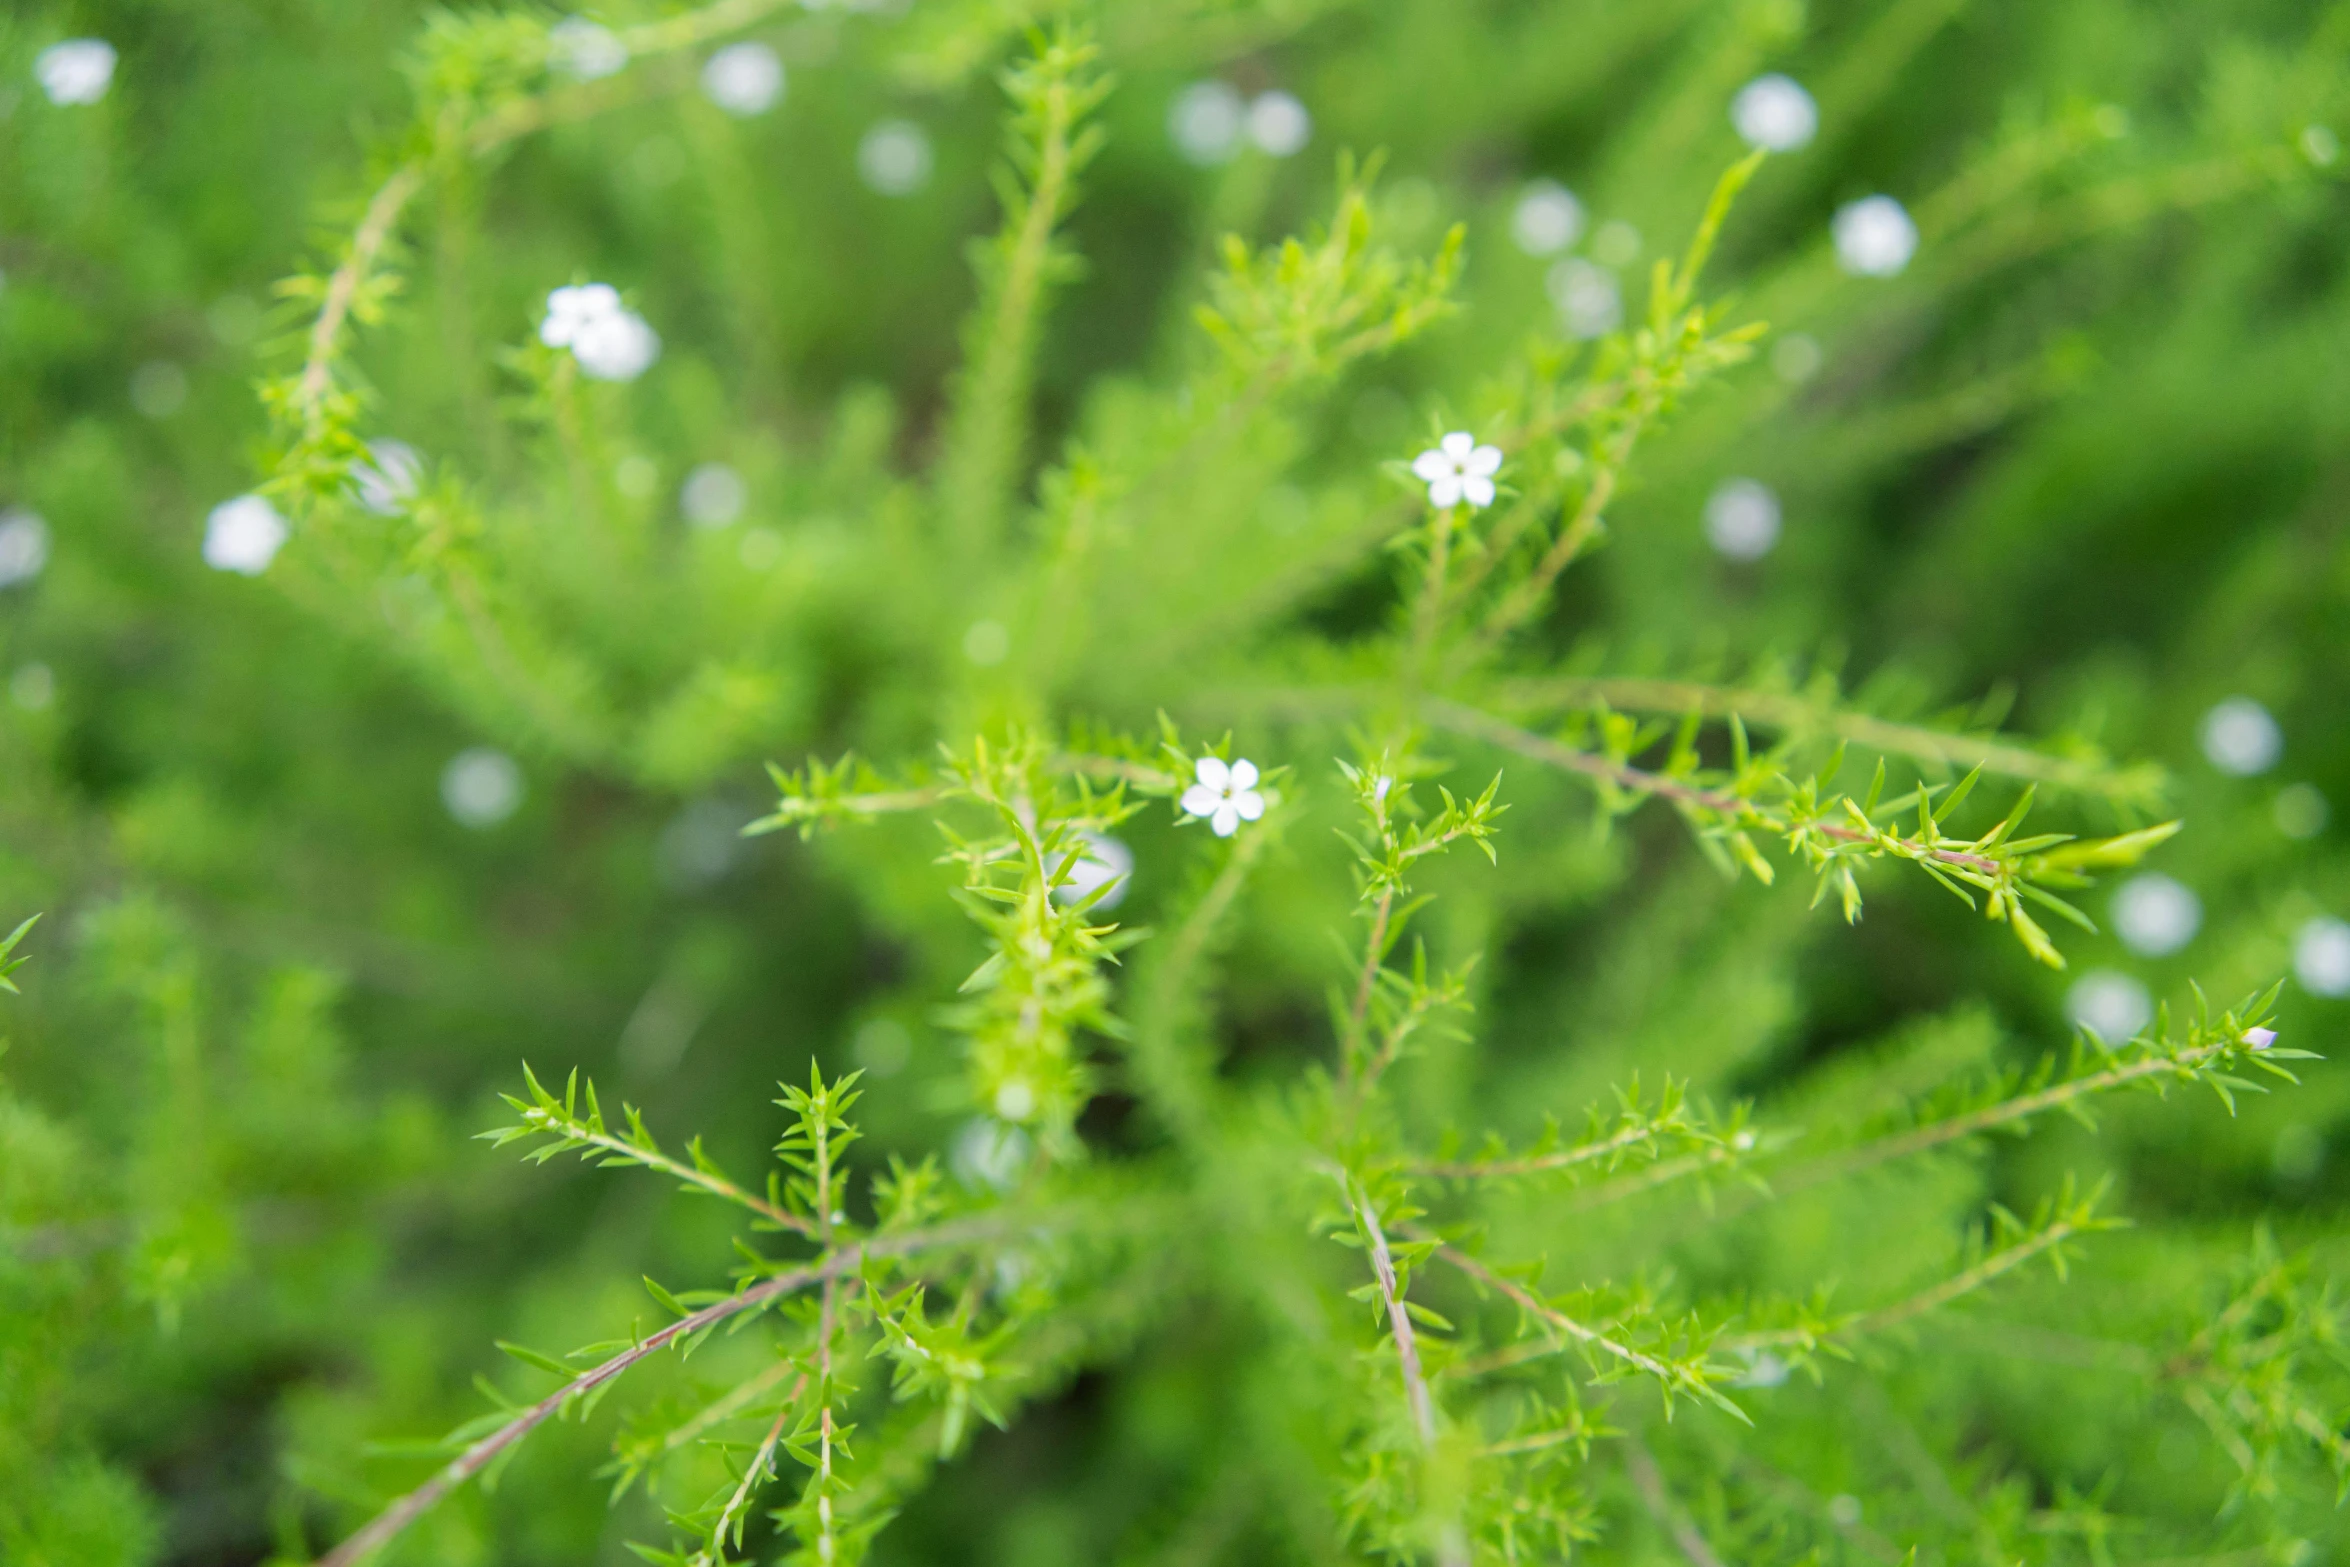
[{"x1": 2, "y1": 1, "x2": 2348, "y2": 1564}]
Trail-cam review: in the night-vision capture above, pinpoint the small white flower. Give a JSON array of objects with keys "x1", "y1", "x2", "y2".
[
  {"x1": 1168, "y1": 80, "x2": 1244, "y2": 165},
  {"x1": 1511, "y1": 179, "x2": 1584, "y2": 257},
  {"x1": 1052, "y1": 833, "x2": 1134, "y2": 911},
  {"x1": 442, "y1": 747, "x2": 523, "y2": 828},
  {"x1": 951, "y1": 1117, "x2": 1031, "y2": 1191},
  {"x1": 1247, "y1": 91, "x2": 1312, "y2": 157},
  {"x1": 2199, "y1": 697, "x2": 2281, "y2": 776},
  {"x1": 36, "y1": 39, "x2": 116, "y2": 106},
  {"x1": 0, "y1": 509, "x2": 50, "y2": 588},
  {"x1": 1704, "y1": 478, "x2": 1780, "y2": 560},
  {"x1": 1180, "y1": 757, "x2": 1265, "y2": 838},
  {"x1": 2297, "y1": 916, "x2": 2350, "y2": 998},
  {"x1": 351, "y1": 439, "x2": 423, "y2": 516},
  {"x1": 1546, "y1": 258, "x2": 1621, "y2": 339},
  {"x1": 572, "y1": 309, "x2": 661, "y2": 381},
  {"x1": 2110, "y1": 873, "x2": 2201, "y2": 958},
  {"x1": 1411, "y1": 432, "x2": 1503, "y2": 510},
  {"x1": 680, "y1": 462, "x2": 746, "y2": 527},
  {"x1": 540, "y1": 283, "x2": 622, "y2": 348},
  {"x1": 203, "y1": 495, "x2": 288, "y2": 575},
  {"x1": 1833, "y1": 195, "x2": 1918, "y2": 277},
  {"x1": 701, "y1": 42, "x2": 783, "y2": 116},
  {"x1": 2066, "y1": 969, "x2": 2152, "y2": 1042},
  {"x1": 1731, "y1": 74, "x2": 1817, "y2": 152},
  {"x1": 549, "y1": 17, "x2": 628, "y2": 81},
  {"x1": 858, "y1": 119, "x2": 933, "y2": 195}
]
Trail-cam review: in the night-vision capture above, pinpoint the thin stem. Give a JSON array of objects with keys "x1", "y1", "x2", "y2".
[
  {"x1": 653, "y1": 1358, "x2": 803, "y2": 1463},
  {"x1": 1342, "y1": 887, "x2": 1394, "y2": 1088},
  {"x1": 1349, "y1": 1179, "x2": 1438, "y2": 1446},
  {"x1": 694, "y1": 1377, "x2": 806, "y2": 1567},
  {"x1": 1623, "y1": 1438, "x2": 1729, "y2": 1567},
  {"x1": 1407, "y1": 1121, "x2": 1668, "y2": 1181},
  {"x1": 294, "y1": 163, "x2": 426, "y2": 432},
  {"x1": 1428, "y1": 1241, "x2": 1683, "y2": 1387},
  {"x1": 316, "y1": 1214, "x2": 1045, "y2": 1567},
  {"x1": 522, "y1": 1112, "x2": 816, "y2": 1239},
  {"x1": 1489, "y1": 676, "x2": 2155, "y2": 799},
  {"x1": 1721, "y1": 1218, "x2": 2085, "y2": 1352},
  {"x1": 1422, "y1": 699, "x2": 2004, "y2": 875}
]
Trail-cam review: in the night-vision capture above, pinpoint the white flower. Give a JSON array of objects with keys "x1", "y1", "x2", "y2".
[
  {"x1": 1731, "y1": 74, "x2": 1817, "y2": 152},
  {"x1": 2199, "y1": 697, "x2": 2281, "y2": 776},
  {"x1": 572, "y1": 309, "x2": 661, "y2": 381},
  {"x1": 2110, "y1": 873, "x2": 2201, "y2": 957},
  {"x1": 549, "y1": 17, "x2": 627, "y2": 81},
  {"x1": 203, "y1": 495, "x2": 288, "y2": 575},
  {"x1": 1833, "y1": 195, "x2": 1918, "y2": 277},
  {"x1": 1248, "y1": 91, "x2": 1312, "y2": 157},
  {"x1": 1168, "y1": 80, "x2": 1244, "y2": 165},
  {"x1": 351, "y1": 439, "x2": 423, "y2": 516},
  {"x1": 1546, "y1": 258, "x2": 1621, "y2": 339},
  {"x1": 540, "y1": 283, "x2": 622, "y2": 348},
  {"x1": 0, "y1": 509, "x2": 50, "y2": 588},
  {"x1": 1411, "y1": 432, "x2": 1503, "y2": 510},
  {"x1": 1052, "y1": 833, "x2": 1134, "y2": 911},
  {"x1": 2296, "y1": 916, "x2": 2350, "y2": 998},
  {"x1": 701, "y1": 42, "x2": 783, "y2": 116},
  {"x1": 1180, "y1": 757, "x2": 1265, "y2": 838},
  {"x1": 36, "y1": 39, "x2": 116, "y2": 105},
  {"x1": 2066, "y1": 969, "x2": 2152, "y2": 1042},
  {"x1": 857, "y1": 119, "x2": 933, "y2": 195},
  {"x1": 442, "y1": 747, "x2": 523, "y2": 828},
  {"x1": 1511, "y1": 179, "x2": 1584, "y2": 257},
  {"x1": 1704, "y1": 478, "x2": 1780, "y2": 560},
  {"x1": 680, "y1": 462, "x2": 747, "y2": 527}
]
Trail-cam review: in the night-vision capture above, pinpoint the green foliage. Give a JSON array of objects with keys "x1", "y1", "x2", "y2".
[{"x1": 5, "y1": 1, "x2": 2350, "y2": 1565}]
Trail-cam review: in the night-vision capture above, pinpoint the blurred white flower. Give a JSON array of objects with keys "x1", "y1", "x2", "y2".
[
  {"x1": 701, "y1": 42, "x2": 783, "y2": 116},
  {"x1": 2067, "y1": 969, "x2": 2152, "y2": 1042},
  {"x1": 1181, "y1": 757, "x2": 1265, "y2": 838},
  {"x1": 203, "y1": 495, "x2": 288, "y2": 575},
  {"x1": 680, "y1": 462, "x2": 747, "y2": 528},
  {"x1": 2111, "y1": 873, "x2": 2201, "y2": 957},
  {"x1": 540, "y1": 283, "x2": 622, "y2": 348},
  {"x1": 1168, "y1": 80, "x2": 1244, "y2": 165},
  {"x1": 2296, "y1": 916, "x2": 2350, "y2": 998},
  {"x1": 442, "y1": 747, "x2": 523, "y2": 828},
  {"x1": 1704, "y1": 478, "x2": 1781, "y2": 561},
  {"x1": 1834, "y1": 195, "x2": 1918, "y2": 276},
  {"x1": 1248, "y1": 91, "x2": 1312, "y2": 157},
  {"x1": 1052, "y1": 833, "x2": 1134, "y2": 911},
  {"x1": 549, "y1": 17, "x2": 627, "y2": 80},
  {"x1": 351, "y1": 439, "x2": 423, "y2": 516},
  {"x1": 1734, "y1": 1350, "x2": 1790, "y2": 1388},
  {"x1": 1773, "y1": 333, "x2": 1823, "y2": 383},
  {"x1": 573, "y1": 309, "x2": 660, "y2": 381},
  {"x1": 2242, "y1": 1026, "x2": 2277, "y2": 1051},
  {"x1": 1511, "y1": 179, "x2": 1584, "y2": 257},
  {"x1": 1731, "y1": 74, "x2": 1817, "y2": 151},
  {"x1": 1412, "y1": 432, "x2": 1503, "y2": 510},
  {"x1": 36, "y1": 39, "x2": 116, "y2": 105},
  {"x1": 858, "y1": 119, "x2": 933, "y2": 195},
  {"x1": 951, "y1": 1117, "x2": 1031, "y2": 1190},
  {"x1": 1547, "y1": 258, "x2": 1621, "y2": 339},
  {"x1": 2199, "y1": 697, "x2": 2281, "y2": 776},
  {"x1": 0, "y1": 509, "x2": 50, "y2": 588}
]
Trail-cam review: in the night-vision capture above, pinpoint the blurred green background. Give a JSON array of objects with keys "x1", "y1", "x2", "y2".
[{"x1": 2, "y1": 1, "x2": 2347, "y2": 1563}]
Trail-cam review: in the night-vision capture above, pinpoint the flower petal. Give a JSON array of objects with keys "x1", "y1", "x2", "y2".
[
  {"x1": 1211, "y1": 803, "x2": 1241, "y2": 837},
  {"x1": 1465, "y1": 444, "x2": 1503, "y2": 477},
  {"x1": 1180, "y1": 784, "x2": 1222, "y2": 818},
  {"x1": 1463, "y1": 476, "x2": 1496, "y2": 509},
  {"x1": 1227, "y1": 758, "x2": 1259, "y2": 791},
  {"x1": 1193, "y1": 755, "x2": 1230, "y2": 791},
  {"x1": 1440, "y1": 431, "x2": 1475, "y2": 460},
  {"x1": 1427, "y1": 474, "x2": 1464, "y2": 508},
  {"x1": 1411, "y1": 448, "x2": 1452, "y2": 481},
  {"x1": 1232, "y1": 789, "x2": 1265, "y2": 821}
]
